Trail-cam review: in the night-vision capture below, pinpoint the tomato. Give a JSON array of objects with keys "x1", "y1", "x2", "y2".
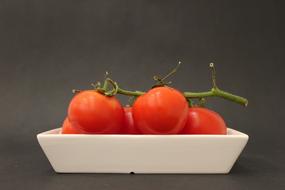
[
  {"x1": 123, "y1": 107, "x2": 140, "y2": 134},
  {"x1": 68, "y1": 90, "x2": 124, "y2": 134},
  {"x1": 61, "y1": 118, "x2": 84, "y2": 134},
  {"x1": 132, "y1": 86, "x2": 188, "y2": 134},
  {"x1": 181, "y1": 107, "x2": 227, "y2": 134}
]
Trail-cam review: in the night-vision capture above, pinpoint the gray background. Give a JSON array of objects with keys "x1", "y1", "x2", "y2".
[{"x1": 0, "y1": 0, "x2": 284, "y2": 189}]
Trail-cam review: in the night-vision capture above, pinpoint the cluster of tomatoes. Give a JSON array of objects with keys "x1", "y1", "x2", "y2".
[{"x1": 62, "y1": 85, "x2": 226, "y2": 135}]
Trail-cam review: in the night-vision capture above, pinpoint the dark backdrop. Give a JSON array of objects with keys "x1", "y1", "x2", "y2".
[{"x1": 0, "y1": 0, "x2": 284, "y2": 189}]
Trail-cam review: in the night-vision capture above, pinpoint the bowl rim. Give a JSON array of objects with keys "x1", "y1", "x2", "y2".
[{"x1": 37, "y1": 128, "x2": 249, "y2": 139}]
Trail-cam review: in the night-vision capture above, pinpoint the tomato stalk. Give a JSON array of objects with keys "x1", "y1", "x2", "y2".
[
  {"x1": 113, "y1": 84, "x2": 247, "y2": 106},
  {"x1": 91, "y1": 63, "x2": 248, "y2": 106},
  {"x1": 183, "y1": 88, "x2": 248, "y2": 106},
  {"x1": 183, "y1": 63, "x2": 248, "y2": 106},
  {"x1": 153, "y1": 61, "x2": 181, "y2": 87},
  {"x1": 117, "y1": 88, "x2": 144, "y2": 96},
  {"x1": 101, "y1": 63, "x2": 248, "y2": 106}
]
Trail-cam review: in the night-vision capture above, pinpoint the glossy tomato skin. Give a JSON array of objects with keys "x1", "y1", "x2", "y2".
[
  {"x1": 61, "y1": 118, "x2": 84, "y2": 134},
  {"x1": 133, "y1": 87, "x2": 188, "y2": 134},
  {"x1": 181, "y1": 107, "x2": 227, "y2": 134},
  {"x1": 68, "y1": 90, "x2": 124, "y2": 134},
  {"x1": 123, "y1": 107, "x2": 140, "y2": 134}
]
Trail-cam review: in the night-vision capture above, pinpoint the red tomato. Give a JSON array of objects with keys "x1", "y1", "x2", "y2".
[
  {"x1": 132, "y1": 87, "x2": 188, "y2": 134},
  {"x1": 61, "y1": 118, "x2": 84, "y2": 134},
  {"x1": 123, "y1": 107, "x2": 140, "y2": 134},
  {"x1": 68, "y1": 90, "x2": 124, "y2": 134},
  {"x1": 181, "y1": 107, "x2": 227, "y2": 134}
]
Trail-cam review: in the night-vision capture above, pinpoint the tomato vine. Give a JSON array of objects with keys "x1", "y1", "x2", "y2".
[{"x1": 76, "y1": 63, "x2": 248, "y2": 107}]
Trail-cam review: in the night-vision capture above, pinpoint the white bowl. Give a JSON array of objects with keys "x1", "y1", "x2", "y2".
[{"x1": 37, "y1": 128, "x2": 248, "y2": 174}]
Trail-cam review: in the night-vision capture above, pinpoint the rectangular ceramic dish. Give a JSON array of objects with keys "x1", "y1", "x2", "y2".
[{"x1": 37, "y1": 128, "x2": 248, "y2": 174}]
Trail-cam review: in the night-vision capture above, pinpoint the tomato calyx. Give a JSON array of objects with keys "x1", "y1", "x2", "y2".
[
  {"x1": 96, "y1": 78, "x2": 119, "y2": 96},
  {"x1": 72, "y1": 72, "x2": 120, "y2": 97}
]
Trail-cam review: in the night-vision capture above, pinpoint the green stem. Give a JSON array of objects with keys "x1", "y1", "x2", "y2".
[
  {"x1": 117, "y1": 88, "x2": 145, "y2": 96},
  {"x1": 102, "y1": 71, "x2": 109, "y2": 91},
  {"x1": 102, "y1": 80, "x2": 108, "y2": 91},
  {"x1": 183, "y1": 87, "x2": 248, "y2": 106},
  {"x1": 153, "y1": 61, "x2": 181, "y2": 86},
  {"x1": 115, "y1": 86, "x2": 247, "y2": 106},
  {"x1": 214, "y1": 88, "x2": 248, "y2": 106},
  {"x1": 183, "y1": 91, "x2": 214, "y2": 98},
  {"x1": 101, "y1": 62, "x2": 248, "y2": 106}
]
